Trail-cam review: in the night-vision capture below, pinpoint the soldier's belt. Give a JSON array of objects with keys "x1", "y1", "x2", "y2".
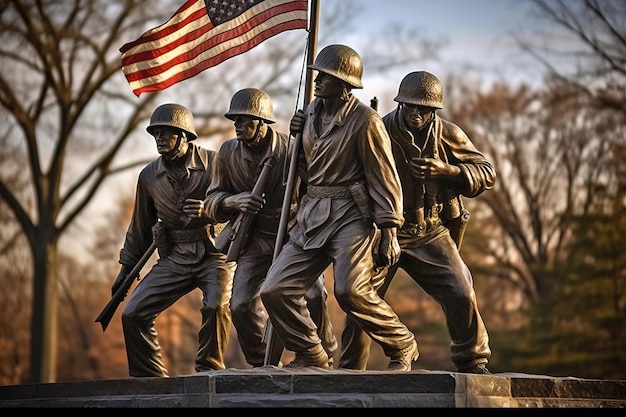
[
  {"x1": 307, "y1": 185, "x2": 352, "y2": 198},
  {"x1": 167, "y1": 226, "x2": 210, "y2": 242}
]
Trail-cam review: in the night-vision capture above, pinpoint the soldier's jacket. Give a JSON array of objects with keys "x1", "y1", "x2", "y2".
[
  {"x1": 119, "y1": 143, "x2": 219, "y2": 267},
  {"x1": 382, "y1": 107, "x2": 496, "y2": 243},
  {"x1": 291, "y1": 94, "x2": 404, "y2": 250},
  {"x1": 204, "y1": 127, "x2": 297, "y2": 240}
]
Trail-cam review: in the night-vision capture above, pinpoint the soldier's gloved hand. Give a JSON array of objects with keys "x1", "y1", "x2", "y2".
[
  {"x1": 183, "y1": 198, "x2": 205, "y2": 218},
  {"x1": 289, "y1": 110, "x2": 305, "y2": 137},
  {"x1": 223, "y1": 192, "x2": 265, "y2": 214},
  {"x1": 111, "y1": 265, "x2": 131, "y2": 296},
  {"x1": 409, "y1": 157, "x2": 460, "y2": 179}
]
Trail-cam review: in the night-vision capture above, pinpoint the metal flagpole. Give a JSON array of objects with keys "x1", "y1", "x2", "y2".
[{"x1": 263, "y1": 0, "x2": 319, "y2": 366}]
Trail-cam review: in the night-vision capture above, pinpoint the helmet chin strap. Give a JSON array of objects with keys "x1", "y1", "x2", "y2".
[
  {"x1": 399, "y1": 103, "x2": 436, "y2": 132},
  {"x1": 165, "y1": 131, "x2": 188, "y2": 161},
  {"x1": 417, "y1": 111, "x2": 436, "y2": 134},
  {"x1": 241, "y1": 121, "x2": 265, "y2": 148}
]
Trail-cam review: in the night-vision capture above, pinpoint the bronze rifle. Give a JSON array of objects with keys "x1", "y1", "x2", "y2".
[
  {"x1": 222, "y1": 156, "x2": 275, "y2": 263},
  {"x1": 95, "y1": 239, "x2": 157, "y2": 331}
]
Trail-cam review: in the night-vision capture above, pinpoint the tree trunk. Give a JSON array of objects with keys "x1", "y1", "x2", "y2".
[{"x1": 28, "y1": 240, "x2": 58, "y2": 383}]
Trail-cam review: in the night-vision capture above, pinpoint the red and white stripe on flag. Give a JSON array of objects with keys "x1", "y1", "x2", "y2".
[{"x1": 120, "y1": 0, "x2": 308, "y2": 97}]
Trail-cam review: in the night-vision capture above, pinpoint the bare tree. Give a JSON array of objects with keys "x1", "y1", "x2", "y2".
[
  {"x1": 446, "y1": 78, "x2": 625, "y2": 301},
  {"x1": 0, "y1": 205, "x2": 31, "y2": 385},
  {"x1": 521, "y1": 0, "x2": 626, "y2": 116},
  {"x1": 435, "y1": 0, "x2": 626, "y2": 302},
  {"x1": 0, "y1": 0, "x2": 171, "y2": 383}
]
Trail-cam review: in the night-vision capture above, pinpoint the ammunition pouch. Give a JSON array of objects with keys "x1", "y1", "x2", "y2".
[
  {"x1": 349, "y1": 181, "x2": 372, "y2": 222},
  {"x1": 442, "y1": 194, "x2": 470, "y2": 250},
  {"x1": 152, "y1": 223, "x2": 212, "y2": 258},
  {"x1": 440, "y1": 186, "x2": 461, "y2": 220},
  {"x1": 152, "y1": 221, "x2": 171, "y2": 258},
  {"x1": 401, "y1": 184, "x2": 469, "y2": 248},
  {"x1": 438, "y1": 185, "x2": 470, "y2": 249},
  {"x1": 255, "y1": 207, "x2": 286, "y2": 235}
]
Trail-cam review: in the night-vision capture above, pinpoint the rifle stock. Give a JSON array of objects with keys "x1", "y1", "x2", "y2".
[
  {"x1": 95, "y1": 240, "x2": 157, "y2": 331},
  {"x1": 225, "y1": 156, "x2": 275, "y2": 263}
]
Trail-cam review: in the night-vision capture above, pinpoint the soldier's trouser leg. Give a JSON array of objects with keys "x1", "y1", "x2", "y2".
[
  {"x1": 401, "y1": 230, "x2": 490, "y2": 370},
  {"x1": 230, "y1": 249, "x2": 270, "y2": 367},
  {"x1": 339, "y1": 265, "x2": 396, "y2": 369},
  {"x1": 260, "y1": 242, "x2": 331, "y2": 354},
  {"x1": 261, "y1": 223, "x2": 414, "y2": 360},
  {"x1": 259, "y1": 273, "x2": 338, "y2": 367},
  {"x1": 122, "y1": 259, "x2": 194, "y2": 377},
  {"x1": 306, "y1": 274, "x2": 338, "y2": 361},
  {"x1": 195, "y1": 256, "x2": 234, "y2": 371},
  {"x1": 231, "y1": 238, "x2": 337, "y2": 367},
  {"x1": 329, "y1": 223, "x2": 414, "y2": 359},
  {"x1": 338, "y1": 316, "x2": 371, "y2": 370}
]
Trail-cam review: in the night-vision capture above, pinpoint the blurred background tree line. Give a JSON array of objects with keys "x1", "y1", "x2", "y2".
[{"x1": 0, "y1": 0, "x2": 624, "y2": 384}]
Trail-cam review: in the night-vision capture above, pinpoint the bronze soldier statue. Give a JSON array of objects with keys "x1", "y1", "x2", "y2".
[
  {"x1": 260, "y1": 44, "x2": 418, "y2": 371},
  {"x1": 113, "y1": 103, "x2": 234, "y2": 377},
  {"x1": 203, "y1": 88, "x2": 337, "y2": 368},
  {"x1": 339, "y1": 71, "x2": 496, "y2": 374}
]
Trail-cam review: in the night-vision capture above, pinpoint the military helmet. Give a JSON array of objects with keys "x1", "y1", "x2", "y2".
[
  {"x1": 224, "y1": 88, "x2": 276, "y2": 124},
  {"x1": 394, "y1": 71, "x2": 443, "y2": 109},
  {"x1": 147, "y1": 103, "x2": 198, "y2": 140},
  {"x1": 308, "y1": 44, "x2": 363, "y2": 89}
]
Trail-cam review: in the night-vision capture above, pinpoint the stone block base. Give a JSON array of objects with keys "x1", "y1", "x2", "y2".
[{"x1": 1, "y1": 368, "x2": 624, "y2": 408}]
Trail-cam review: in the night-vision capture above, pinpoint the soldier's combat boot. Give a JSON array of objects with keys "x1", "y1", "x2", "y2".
[
  {"x1": 458, "y1": 363, "x2": 491, "y2": 375},
  {"x1": 285, "y1": 344, "x2": 330, "y2": 369},
  {"x1": 387, "y1": 340, "x2": 419, "y2": 372}
]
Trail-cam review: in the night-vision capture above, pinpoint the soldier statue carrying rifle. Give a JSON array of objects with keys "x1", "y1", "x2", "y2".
[
  {"x1": 204, "y1": 88, "x2": 337, "y2": 368},
  {"x1": 102, "y1": 103, "x2": 235, "y2": 377}
]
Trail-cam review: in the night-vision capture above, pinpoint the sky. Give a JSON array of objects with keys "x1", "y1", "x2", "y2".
[
  {"x1": 314, "y1": 0, "x2": 542, "y2": 111},
  {"x1": 323, "y1": 0, "x2": 536, "y2": 70}
]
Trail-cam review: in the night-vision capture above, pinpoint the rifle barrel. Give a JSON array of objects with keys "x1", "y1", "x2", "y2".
[{"x1": 95, "y1": 240, "x2": 157, "y2": 331}]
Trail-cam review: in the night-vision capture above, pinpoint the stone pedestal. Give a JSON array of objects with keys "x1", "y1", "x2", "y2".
[{"x1": 1, "y1": 368, "x2": 624, "y2": 408}]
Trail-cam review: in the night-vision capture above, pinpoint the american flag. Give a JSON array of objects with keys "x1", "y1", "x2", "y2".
[{"x1": 120, "y1": 0, "x2": 308, "y2": 97}]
